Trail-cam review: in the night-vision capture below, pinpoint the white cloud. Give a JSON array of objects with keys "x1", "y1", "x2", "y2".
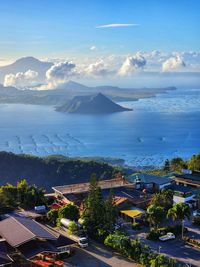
[
  {"x1": 45, "y1": 61, "x2": 79, "y2": 88},
  {"x1": 4, "y1": 69, "x2": 38, "y2": 88},
  {"x1": 90, "y1": 46, "x2": 97, "y2": 51},
  {"x1": 162, "y1": 56, "x2": 186, "y2": 72},
  {"x1": 85, "y1": 60, "x2": 113, "y2": 77},
  {"x1": 96, "y1": 23, "x2": 139, "y2": 28},
  {"x1": 119, "y1": 53, "x2": 146, "y2": 76}
]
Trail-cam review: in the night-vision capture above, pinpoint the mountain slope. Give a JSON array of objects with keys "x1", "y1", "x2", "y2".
[
  {"x1": 0, "y1": 57, "x2": 53, "y2": 83},
  {"x1": 56, "y1": 93, "x2": 132, "y2": 114},
  {"x1": 0, "y1": 152, "x2": 117, "y2": 190}
]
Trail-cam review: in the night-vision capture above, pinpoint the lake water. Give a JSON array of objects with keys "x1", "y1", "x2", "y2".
[{"x1": 0, "y1": 88, "x2": 200, "y2": 167}]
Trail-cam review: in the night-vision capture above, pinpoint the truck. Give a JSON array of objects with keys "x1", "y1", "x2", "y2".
[
  {"x1": 60, "y1": 218, "x2": 88, "y2": 248},
  {"x1": 159, "y1": 232, "x2": 175, "y2": 241}
]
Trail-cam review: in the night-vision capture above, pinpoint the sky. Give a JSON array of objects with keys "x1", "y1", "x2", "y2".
[{"x1": 0, "y1": 0, "x2": 200, "y2": 88}]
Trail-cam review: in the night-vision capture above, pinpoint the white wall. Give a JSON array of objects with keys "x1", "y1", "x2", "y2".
[{"x1": 173, "y1": 194, "x2": 195, "y2": 204}]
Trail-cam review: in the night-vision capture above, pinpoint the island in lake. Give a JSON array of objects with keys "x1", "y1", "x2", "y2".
[{"x1": 56, "y1": 93, "x2": 132, "y2": 114}]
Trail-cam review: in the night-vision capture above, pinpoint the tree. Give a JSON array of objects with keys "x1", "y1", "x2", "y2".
[
  {"x1": 0, "y1": 183, "x2": 18, "y2": 208},
  {"x1": 163, "y1": 159, "x2": 170, "y2": 172},
  {"x1": 82, "y1": 173, "x2": 117, "y2": 239},
  {"x1": 150, "y1": 189, "x2": 173, "y2": 211},
  {"x1": 82, "y1": 173, "x2": 105, "y2": 235},
  {"x1": 188, "y1": 154, "x2": 200, "y2": 171},
  {"x1": 170, "y1": 157, "x2": 186, "y2": 172},
  {"x1": 47, "y1": 209, "x2": 59, "y2": 225},
  {"x1": 104, "y1": 190, "x2": 117, "y2": 231},
  {"x1": 167, "y1": 203, "x2": 190, "y2": 223},
  {"x1": 58, "y1": 203, "x2": 79, "y2": 221},
  {"x1": 147, "y1": 205, "x2": 165, "y2": 229},
  {"x1": 68, "y1": 221, "x2": 78, "y2": 235}
]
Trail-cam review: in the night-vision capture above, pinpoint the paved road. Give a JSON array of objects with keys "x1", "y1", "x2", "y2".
[
  {"x1": 133, "y1": 232, "x2": 200, "y2": 267},
  {"x1": 64, "y1": 241, "x2": 142, "y2": 267}
]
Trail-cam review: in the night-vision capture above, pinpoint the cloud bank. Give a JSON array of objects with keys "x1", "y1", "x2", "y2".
[
  {"x1": 4, "y1": 69, "x2": 38, "y2": 88},
  {"x1": 2, "y1": 50, "x2": 200, "y2": 90}
]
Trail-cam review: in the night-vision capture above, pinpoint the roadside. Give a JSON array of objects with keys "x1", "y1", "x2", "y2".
[
  {"x1": 130, "y1": 231, "x2": 200, "y2": 267},
  {"x1": 64, "y1": 241, "x2": 142, "y2": 267}
]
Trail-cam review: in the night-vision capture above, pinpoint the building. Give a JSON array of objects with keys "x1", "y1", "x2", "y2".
[
  {"x1": 173, "y1": 170, "x2": 200, "y2": 189},
  {"x1": 52, "y1": 176, "x2": 152, "y2": 209},
  {"x1": 127, "y1": 173, "x2": 172, "y2": 192},
  {"x1": 0, "y1": 216, "x2": 75, "y2": 266},
  {"x1": 52, "y1": 176, "x2": 130, "y2": 197},
  {"x1": 171, "y1": 184, "x2": 197, "y2": 207}
]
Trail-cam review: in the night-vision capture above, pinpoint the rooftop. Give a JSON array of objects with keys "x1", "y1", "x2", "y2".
[
  {"x1": 174, "y1": 171, "x2": 200, "y2": 182},
  {"x1": 128, "y1": 173, "x2": 172, "y2": 185},
  {"x1": 0, "y1": 216, "x2": 57, "y2": 247},
  {"x1": 53, "y1": 177, "x2": 130, "y2": 195}
]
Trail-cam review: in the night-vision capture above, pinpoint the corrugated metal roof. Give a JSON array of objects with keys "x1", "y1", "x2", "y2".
[
  {"x1": 121, "y1": 209, "x2": 144, "y2": 218},
  {"x1": 0, "y1": 216, "x2": 57, "y2": 247},
  {"x1": 128, "y1": 173, "x2": 171, "y2": 185}
]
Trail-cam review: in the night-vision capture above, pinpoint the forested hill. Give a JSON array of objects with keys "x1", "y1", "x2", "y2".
[{"x1": 0, "y1": 152, "x2": 118, "y2": 191}]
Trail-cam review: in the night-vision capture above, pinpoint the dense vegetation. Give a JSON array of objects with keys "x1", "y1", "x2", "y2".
[
  {"x1": 80, "y1": 175, "x2": 180, "y2": 267},
  {"x1": 0, "y1": 151, "x2": 117, "y2": 190},
  {"x1": 0, "y1": 179, "x2": 45, "y2": 213},
  {"x1": 147, "y1": 153, "x2": 200, "y2": 176},
  {"x1": 47, "y1": 203, "x2": 79, "y2": 226}
]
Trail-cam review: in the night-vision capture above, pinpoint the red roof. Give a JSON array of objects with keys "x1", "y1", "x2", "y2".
[{"x1": 50, "y1": 203, "x2": 61, "y2": 209}]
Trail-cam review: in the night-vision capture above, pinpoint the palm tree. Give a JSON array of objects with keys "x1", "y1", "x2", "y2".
[{"x1": 167, "y1": 203, "x2": 190, "y2": 223}]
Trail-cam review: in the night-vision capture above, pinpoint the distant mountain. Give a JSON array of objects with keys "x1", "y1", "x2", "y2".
[
  {"x1": 0, "y1": 56, "x2": 53, "y2": 83},
  {"x1": 56, "y1": 93, "x2": 132, "y2": 114}
]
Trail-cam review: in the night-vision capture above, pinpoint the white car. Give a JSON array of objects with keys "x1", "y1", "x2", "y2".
[
  {"x1": 78, "y1": 237, "x2": 88, "y2": 248},
  {"x1": 159, "y1": 232, "x2": 175, "y2": 241}
]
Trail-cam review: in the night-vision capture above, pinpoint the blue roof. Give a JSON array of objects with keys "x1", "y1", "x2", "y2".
[
  {"x1": 171, "y1": 184, "x2": 197, "y2": 194},
  {"x1": 128, "y1": 173, "x2": 171, "y2": 185},
  {"x1": 101, "y1": 187, "x2": 144, "y2": 200}
]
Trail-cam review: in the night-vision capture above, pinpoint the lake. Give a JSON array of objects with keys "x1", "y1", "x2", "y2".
[{"x1": 0, "y1": 88, "x2": 200, "y2": 167}]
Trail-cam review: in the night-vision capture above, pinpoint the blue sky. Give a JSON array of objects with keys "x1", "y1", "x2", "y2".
[
  {"x1": 0, "y1": 0, "x2": 200, "y2": 89},
  {"x1": 0, "y1": 0, "x2": 199, "y2": 59}
]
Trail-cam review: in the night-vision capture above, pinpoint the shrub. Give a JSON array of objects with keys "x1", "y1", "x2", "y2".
[
  {"x1": 146, "y1": 229, "x2": 160, "y2": 240},
  {"x1": 68, "y1": 221, "x2": 78, "y2": 235},
  {"x1": 132, "y1": 222, "x2": 141, "y2": 230},
  {"x1": 147, "y1": 224, "x2": 185, "y2": 240},
  {"x1": 192, "y1": 216, "x2": 200, "y2": 226}
]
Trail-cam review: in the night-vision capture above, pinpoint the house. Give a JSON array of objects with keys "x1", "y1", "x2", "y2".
[
  {"x1": 171, "y1": 184, "x2": 197, "y2": 207},
  {"x1": 0, "y1": 216, "x2": 75, "y2": 266},
  {"x1": 172, "y1": 170, "x2": 200, "y2": 189},
  {"x1": 127, "y1": 173, "x2": 172, "y2": 192},
  {"x1": 0, "y1": 239, "x2": 13, "y2": 267}
]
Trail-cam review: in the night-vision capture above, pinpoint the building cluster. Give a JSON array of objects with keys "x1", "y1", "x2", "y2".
[{"x1": 0, "y1": 169, "x2": 199, "y2": 266}]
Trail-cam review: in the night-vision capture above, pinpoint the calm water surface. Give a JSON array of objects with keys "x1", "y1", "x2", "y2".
[{"x1": 0, "y1": 88, "x2": 200, "y2": 166}]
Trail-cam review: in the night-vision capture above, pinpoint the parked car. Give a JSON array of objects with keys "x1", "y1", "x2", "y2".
[
  {"x1": 159, "y1": 232, "x2": 175, "y2": 241},
  {"x1": 193, "y1": 210, "x2": 200, "y2": 217}
]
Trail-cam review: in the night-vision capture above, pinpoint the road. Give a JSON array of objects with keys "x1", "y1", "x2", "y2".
[
  {"x1": 64, "y1": 241, "x2": 142, "y2": 267},
  {"x1": 133, "y1": 232, "x2": 200, "y2": 267}
]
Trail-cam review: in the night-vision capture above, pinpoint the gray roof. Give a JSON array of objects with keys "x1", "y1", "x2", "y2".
[
  {"x1": 128, "y1": 173, "x2": 172, "y2": 185},
  {"x1": 0, "y1": 216, "x2": 57, "y2": 247}
]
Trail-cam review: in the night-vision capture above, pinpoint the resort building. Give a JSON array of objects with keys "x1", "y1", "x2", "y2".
[
  {"x1": 127, "y1": 173, "x2": 172, "y2": 192},
  {"x1": 0, "y1": 216, "x2": 75, "y2": 266},
  {"x1": 173, "y1": 170, "x2": 200, "y2": 189}
]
